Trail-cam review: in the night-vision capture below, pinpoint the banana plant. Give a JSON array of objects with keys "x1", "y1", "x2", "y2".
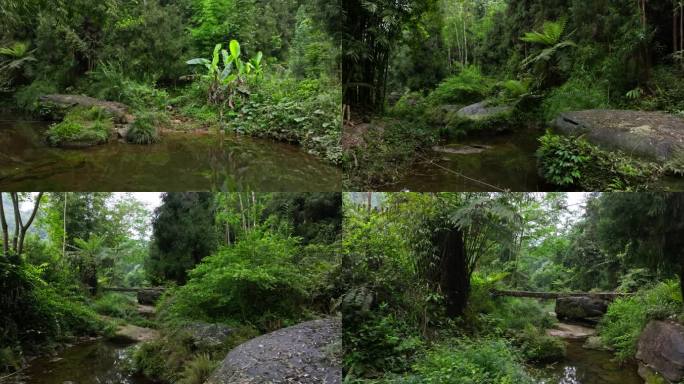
[{"x1": 187, "y1": 40, "x2": 263, "y2": 108}]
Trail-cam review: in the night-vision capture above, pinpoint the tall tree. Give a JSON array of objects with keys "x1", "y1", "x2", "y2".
[
  {"x1": 0, "y1": 192, "x2": 44, "y2": 259},
  {"x1": 146, "y1": 192, "x2": 218, "y2": 284}
]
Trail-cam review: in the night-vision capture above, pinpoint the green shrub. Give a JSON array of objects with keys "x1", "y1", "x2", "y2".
[
  {"x1": 515, "y1": 325, "x2": 565, "y2": 363},
  {"x1": 236, "y1": 76, "x2": 341, "y2": 164},
  {"x1": 537, "y1": 131, "x2": 662, "y2": 190},
  {"x1": 178, "y1": 354, "x2": 218, "y2": 384},
  {"x1": 14, "y1": 79, "x2": 58, "y2": 114},
  {"x1": 166, "y1": 229, "x2": 310, "y2": 330},
  {"x1": 427, "y1": 66, "x2": 493, "y2": 105},
  {"x1": 127, "y1": 112, "x2": 162, "y2": 144},
  {"x1": 599, "y1": 280, "x2": 682, "y2": 362},
  {"x1": 46, "y1": 106, "x2": 113, "y2": 146},
  {"x1": 86, "y1": 64, "x2": 169, "y2": 110},
  {"x1": 343, "y1": 311, "x2": 423, "y2": 377},
  {"x1": 406, "y1": 338, "x2": 535, "y2": 384},
  {"x1": 541, "y1": 76, "x2": 609, "y2": 122},
  {"x1": 388, "y1": 92, "x2": 427, "y2": 119}
]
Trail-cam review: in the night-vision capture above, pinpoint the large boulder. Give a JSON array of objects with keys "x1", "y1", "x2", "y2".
[
  {"x1": 636, "y1": 320, "x2": 684, "y2": 383},
  {"x1": 552, "y1": 110, "x2": 684, "y2": 163},
  {"x1": 457, "y1": 101, "x2": 513, "y2": 121},
  {"x1": 205, "y1": 317, "x2": 341, "y2": 384},
  {"x1": 137, "y1": 289, "x2": 163, "y2": 305},
  {"x1": 40, "y1": 94, "x2": 135, "y2": 124},
  {"x1": 555, "y1": 296, "x2": 608, "y2": 322}
]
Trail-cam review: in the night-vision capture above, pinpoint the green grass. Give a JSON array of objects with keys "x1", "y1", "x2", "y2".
[
  {"x1": 92, "y1": 292, "x2": 154, "y2": 328},
  {"x1": 127, "y1": 112, "x2": 162, "y2": 144},
  {"x1": 46, "y1": 106, "x2": 113, "y2": 146}
]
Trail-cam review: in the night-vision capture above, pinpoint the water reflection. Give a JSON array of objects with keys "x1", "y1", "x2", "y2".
[
  {"x1": 537, "y1": 340, "x2": 641, "y2": 384},
  {"x1": 12, "y1": 340, "x2": 152, "y2": 384},
  {"x1": 0, "y1": 117, "x2": 341, "y2": 191},
  {"x1": 390, "y1": 128, "x2": 549, "y2": 192}
]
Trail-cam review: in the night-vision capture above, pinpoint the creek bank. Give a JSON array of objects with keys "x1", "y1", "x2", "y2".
[
  {"x1": 636, "y1": 320, "x2": 684, "y2": 383},
  {"x1": 205, "y1": 317, "x2": 341, "y2": 384},
  {"x1": 552, "y1": 109, "x2": 684, "y2": 163}
]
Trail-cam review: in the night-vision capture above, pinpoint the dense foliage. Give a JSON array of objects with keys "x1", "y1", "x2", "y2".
[
  {"x1": 1, "y1": 0, "x2": 341, "y2": 162},
  {"x1": 342, "y1": 0, "x2": 684, "y2": 189},
  {"x1": 342, "y1": 192, "x2": 684, "y2": 382}
]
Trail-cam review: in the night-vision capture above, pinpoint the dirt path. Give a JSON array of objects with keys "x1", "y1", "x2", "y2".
[{"x1": 205, "y1": 317, "x2": 341, "y2": 384}]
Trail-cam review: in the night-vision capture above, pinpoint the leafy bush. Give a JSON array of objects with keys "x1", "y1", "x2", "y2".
[
  {"x1": 404, "y1": 338, "x2": 535, "y2": 384},
  {"x1": 46, "y1": 106, "x2": 113, "y2": 146},
  {"x1": 14, "y1": 79, "x2": 58, "y2": 114},
  {"x1": 515, "y1": 325, "x2": 565, "y2": 363},
  {"x1": 537, "y1": 131, "x2": 662, "y2": 190},
  {"x1": 541, "y1": 76, "x2": 608, "y2": 121},
  {"x1": 127, "y1": 112, "x2": 162, "y2": 144},
  {"x1": 599, "y1": 280, "x2": 682, "y2": 362},
  {"x1": 537, "y1": 131, "x2": 590, "y2": 186},
  {"x1": 427, "y1": 66, "x2": 493, "y2": 105},
  {"x1": 165, "y1": 229, "x2": 311, "y2": 330},
  {"x1": 86, "y1": 64, "x2": 169, "y2": 110},
  {"x1": 237, "y1": 76, "x2": 341, "y2": 163},
  {"x1": 344, "y1": 310, "x2": 423, "y2": 377}
]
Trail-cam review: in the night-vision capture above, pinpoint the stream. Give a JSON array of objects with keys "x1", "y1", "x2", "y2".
[
  {"x1": 536, "y1": 338, "x2": 642, "y2": 384},
  {"x1": 390, "y1": 128, "x2": 551, "y2": 192},
  {"x1": 7, "y1": 339, "x2": 152, "y2": 384},
  {"x1": 0, "y1": 116, "x2": 341, "y2": 191}
]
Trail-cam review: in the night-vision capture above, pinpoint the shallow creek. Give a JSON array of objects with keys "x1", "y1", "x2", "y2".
[
  {"x1": 0, "y1": 116, "x2": 341, "y2": 191},
  {"x1": 8, "y1": 339, "x2": 152, "y2": 384},
  {"x1": 390, "y1": 128, "x2": 551, "y2": 191},
  {"x1": 536, "y1": 336, "x2": 642, "y2": 384}
]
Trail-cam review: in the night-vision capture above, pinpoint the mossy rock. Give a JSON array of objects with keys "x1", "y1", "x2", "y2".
[{"x1": 46, "y1": 106, "x2": 114, "y2": 148}]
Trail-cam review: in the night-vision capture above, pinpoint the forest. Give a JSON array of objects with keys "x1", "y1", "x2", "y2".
[
  {"x1": 0, "y1": 0, "x2": 342, "y2": 191},
  {"x1": 342, "y1": 0, "x2": 684, "y2": 192},
  {"x1": 0, "y1": 192, "x2": 342, "y2": 383},
  {"x1": 342, "y1": 192, "x2": 684, "y2": 383}
]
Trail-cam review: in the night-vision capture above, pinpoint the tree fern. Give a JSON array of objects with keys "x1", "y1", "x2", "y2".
[{"x1": 521, "y1": 18, "x2": 569, "y2": 46}]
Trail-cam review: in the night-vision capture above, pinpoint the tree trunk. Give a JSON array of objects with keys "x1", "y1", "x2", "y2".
[
  {"x1": 437, "y1": 226, "x2": 468, "y2": 318},
  {"x1": 0, "y1": 193, "x2": 8, "y2": 257}
]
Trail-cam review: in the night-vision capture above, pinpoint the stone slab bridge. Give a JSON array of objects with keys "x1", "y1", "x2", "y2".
[{"x1": 491, "y1": 289, "x2": 634, "y2": 322}]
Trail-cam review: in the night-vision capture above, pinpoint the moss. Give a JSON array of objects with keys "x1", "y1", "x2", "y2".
[{"x1": 46, "y1": 106, "x2": 113, "y2": 147}]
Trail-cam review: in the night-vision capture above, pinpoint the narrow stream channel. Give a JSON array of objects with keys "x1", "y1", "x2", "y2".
[
  {"x1": 9, "y1": 339, "x2": 152, "y2": 384},
  {"x1": 390, "y1": 128, "x2": 551, "y2": 192},
  {"x1": 0, "y1": 116, "x2": 341, "y2": 191},
  {"x1": 536, "y1": 339, "x2": 642, "y2": 384}
]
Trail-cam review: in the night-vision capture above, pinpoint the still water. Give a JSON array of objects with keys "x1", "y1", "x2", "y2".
[
  {"x1": 537, "y1": 340, "x2": 642, "y2": 384},
  {"x1": 10, "y1": 340, "x2": 152, "y2": 384},
  {"x1": 0, "y1": 117, "x2": 341, "y2": 191},
  {"x1": 390, "y1": 128, "x2": 551, "y2": 192}
]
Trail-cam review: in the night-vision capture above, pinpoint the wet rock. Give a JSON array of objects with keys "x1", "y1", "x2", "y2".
[
  {"x1": 636, "y1": 320, "x2": 684, "y2": 383},
  {"x1": 182, "y1": 322, "x2": 233, "y2": 348},
  {"x1": 113, "y1": 324, "x2": 159, "y2": 343},
  {"x1": 552, "y1": 110, "x2": 684, "y2": 163},
  {"x1": 547, "y1": 322, "x2": 596, "y2": 339},
  {"x1": 205, "y1": 317, "x2": 341, "y2": 384},
  {"x1": 39, "y1": 94, "x2": 135, "y2": 124},
  {"x1": 432, "y1": 144, "x2": 492, "y2": 155},
  {"x1": 457, "y1": 101, "x2": 513, "y2": 121},
  {"x1": 638, "y1": 363, "x2": 670, "y2": 384},
  {"x1": 583, "y1": 335, "x2": 612, "y2": 351},
  {"x1": 555, "y1": 296, "x2": 608, "y2": 323},
  {"x1": 137, "y1": 289, "x2": 163, "y2": 305}
]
